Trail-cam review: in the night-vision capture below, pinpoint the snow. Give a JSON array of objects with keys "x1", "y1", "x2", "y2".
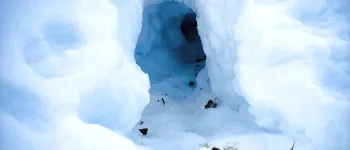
[
  {"x1": 1, "y1": 0, "x2": 349, "y2": 150},
  {"x1": 1, "y1": 0, "x2": 148, "y2": 149}
]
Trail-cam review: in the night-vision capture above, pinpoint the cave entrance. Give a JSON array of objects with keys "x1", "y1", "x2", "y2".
[{"x1": 134, "y1": 1, "x2": 206, "y2": 100}]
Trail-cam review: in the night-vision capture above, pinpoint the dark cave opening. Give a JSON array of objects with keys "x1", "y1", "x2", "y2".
[{"x1": 134, "y1": 1, "x2": 206, "y2": 100}]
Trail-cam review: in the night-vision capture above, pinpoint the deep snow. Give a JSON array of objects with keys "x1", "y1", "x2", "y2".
[{"x1": 0, "y1": 0, "x2": 349, "y2": 150}]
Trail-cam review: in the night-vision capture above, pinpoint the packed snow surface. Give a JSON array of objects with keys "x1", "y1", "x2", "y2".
[{"x1": 0, "y1": 0, "x2": 349, "y2": 150}]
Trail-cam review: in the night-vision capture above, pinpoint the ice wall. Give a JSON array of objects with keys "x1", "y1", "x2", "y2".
[
  {"x1": 135, "y1": 1, "x2": 206, "y2": 100},
  {"x1": 135, "y1": 1, "x2": 191, "y2": 84},
  {"x1": 0, "y1": 0, "x2": 148, "y2": 149}
]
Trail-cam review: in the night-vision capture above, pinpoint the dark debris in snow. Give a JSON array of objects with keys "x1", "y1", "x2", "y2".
[
  {"x1": 204, "y1": 100, "x2": 217, "y2": 109},
  {"x1": 139, "y1": 128, "x2": 148, "y2": 135}
]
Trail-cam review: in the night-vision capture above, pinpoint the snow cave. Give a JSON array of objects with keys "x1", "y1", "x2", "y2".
[
  {"x1": 135, "y1": 1, "x2": 206, "y2": 100},
  {"x1": 1, "y1": 0, "x2": 349, "y2": 150}
]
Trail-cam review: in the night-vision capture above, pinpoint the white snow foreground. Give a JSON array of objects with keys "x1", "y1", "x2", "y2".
[{"x1": 0, "y1": 0, "x2": 349, "y2": 150}]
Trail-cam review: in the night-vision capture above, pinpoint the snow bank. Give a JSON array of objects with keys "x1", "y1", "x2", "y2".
[
  {"x1": 0, "y1": 0, "x2": 149, "y2": 149},
  {"x1": 194, "y1": 0, "x2": 350, "y2": 149}
]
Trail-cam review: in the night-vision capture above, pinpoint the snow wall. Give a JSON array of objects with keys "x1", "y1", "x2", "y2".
[{"x1": 0, "y1": 0, "x2": 349, "y2": 150}]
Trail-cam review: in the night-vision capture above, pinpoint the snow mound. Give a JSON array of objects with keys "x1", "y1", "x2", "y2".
[{"x1": 1, "y1": 0, "x2": 148, "y2": 149}]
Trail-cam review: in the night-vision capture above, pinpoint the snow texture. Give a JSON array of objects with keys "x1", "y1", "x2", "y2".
[{"x1": 0, "y1": 0, "x2": 349, "y2": 150}]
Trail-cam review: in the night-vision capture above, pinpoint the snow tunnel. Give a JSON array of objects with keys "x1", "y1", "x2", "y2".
[{"x1": 135, "y1": 1, "x2": 206, "y2": 100}]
